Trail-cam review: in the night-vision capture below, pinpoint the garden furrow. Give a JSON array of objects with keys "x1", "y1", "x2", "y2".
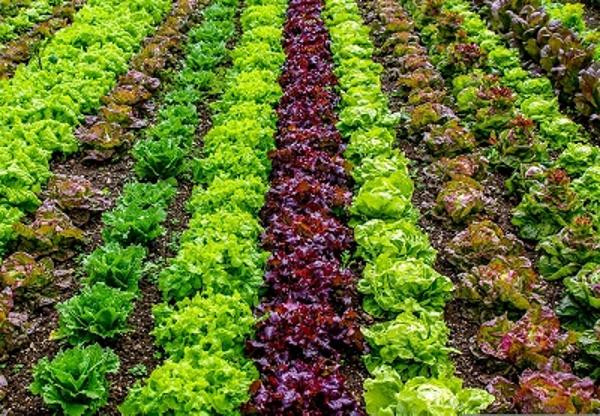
[
  {"x1": 118, "y1": 0, "x2": 287, "y2": 413},
  {"x1": 0, "y1": 0, "x2": 215, "y2": 411}
]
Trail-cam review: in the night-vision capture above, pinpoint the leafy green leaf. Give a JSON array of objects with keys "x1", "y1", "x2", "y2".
[{"x1": 30, "y1": 344, "x2": 119, "y2": 416}]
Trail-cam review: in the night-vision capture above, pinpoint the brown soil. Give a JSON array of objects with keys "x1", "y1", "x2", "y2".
[
  {"x1": 581, "y1": 0, "x2": 600, "y2": 29},
  {"x1": 357, "y1": 0, "x2": 573, "y2": 394}
]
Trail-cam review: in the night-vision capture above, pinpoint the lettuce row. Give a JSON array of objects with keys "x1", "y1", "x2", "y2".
[
  {"x1": 120, "y1": 0, "x2": 288, "y2": 414},
  {"x1": 29, "y1": 178, "x2": 177, "y2": 415},
  {"x1": 0, "y1": 0, "x2": 172, "y2": 255},
  {"x1": 0, "y1": 0, "x2": 62, "y2": 42},
  {"x1": 28, "y1": 0, "x2": 247, "y2": 411},
  {"x1": 322, "y1": 0, "x2": 493, "y2": 414}
]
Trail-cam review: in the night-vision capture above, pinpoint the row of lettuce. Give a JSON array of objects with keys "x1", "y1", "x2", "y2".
[
  {"x1": 399, "y1": 0, "x2": 600, "y2": 411},
  {"x1": 324, "y1": 0, "x2": 496, "y2": 414},
  {"x1": 0, "y1": 0, "x2": 172, "y2": 255},
  {"x1": 2, "y1": 0, "x2": 244, "y2": 413},
  {"x1": 471, "y1": 0, "x2": 600, "y2": 130},
  {"x1": 119, "y1": 0, "x2": 290, "y2": 413},
  {"x1": 245, "y1": 0, "x2": 365, "y2": 411}
]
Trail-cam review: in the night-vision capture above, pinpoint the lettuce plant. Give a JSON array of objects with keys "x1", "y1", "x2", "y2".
[
  {"x1": 187, "y1": 176, "x2": 267, "y2": 216},
  {"x1": 46, "y1": 174, "x2": 111, "y2": 216},
  {"x1": 470, "y1": 85, "x2": 517, "y2": 139},
  {"x1": 538, "y1": 215, "x2": 600, "y2": 280},
  {"x1": 363, "y1": 304, "x2": 455, "y2": 378},
  {"x1": 435, "y1": 176, "x2": 485, "y2": 223},
  {"x1": 133, "y1": 137, "x2": 188, "y2": 181},
  {"x1": 557, "y1": 143, "x2": 600, "y2": 178},
  {"x1": 564, "y1": 262, "x2": 600, "y2": 309},
  {"x1": 487, "y1": 368, "x2": 600, "y2": 413},
  {"x1": 30, "y1": 344, "x2": 119, "y2": 416},
  {"x1": 364, "y1": 367, "x2": 494, "y2": 416},
  {"x1": 54, "y1": 283, "x2": 134, "y2": 345},
  {"x1": 0, "y1": 251, "x2": 53, "y2": 293},
  {"x1": 487, "y1": 115, "x2": 548, "y2": 169},
  {"x1": 121, "y1": 350, "x2": 257, "y2": 416},
  {"x1": 13, "y1": 201, "x2": 84, "y2": 261},
  {"x1": 158, "y1": 236, "x2": 267, "y2": 304},
  {"x1": 358, "y1": 256, "x2": 453, "y2": 316},
  {"x1": 423, "y1": 119, "x2": 476, "y2": 156},
  {"x1": 457, "y1": 255, "x2": 540, "y2": 310},
  {"x1": 477, "y1": 306, "x2": 576, "y2": 368},
  {"x1": 244, "y1": 360, "x2": 361, "y2": 415},
  {"x1": 512, "y1": 168, "x2": 580, "y2": 240},
  {"x1": 557, "y1": 262, "x2": 600, "y2": 328},
  {"x1": 354, "y1": 219, "x2": 436, "y2": 264},
  {"x1": 152, "y1": 293, "x2": 254, "y2": 361},
  {"x1": 431, "y1": 154, "x2": 487, "y2": 181},
  {"x1": 573, "y1": 165, "x2": 600, "y2": 214},
  {"x1": 446, "y1": 220, "x2": 524, "y2": 270},
  {"x1": 350, "y1": 171, "x2": 417, "y2": 221},
  {"x1": 575, "y1": 321, "x2": 600, "y2": 380},
  {"x1": 82, "y1": 243, "x2": 146, "y2": 293},
  {"x1": 101, "y1": 181, "x2": 176, "y2": 245}
]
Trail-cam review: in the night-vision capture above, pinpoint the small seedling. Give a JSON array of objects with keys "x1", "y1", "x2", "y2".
[{"x1": 128, "y1": 363, "x2": 148, "y2": 378}]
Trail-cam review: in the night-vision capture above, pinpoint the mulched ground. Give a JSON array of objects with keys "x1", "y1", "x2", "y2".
[{"x1": 356, "y1": 0, "x2": 574, "y2": 393}]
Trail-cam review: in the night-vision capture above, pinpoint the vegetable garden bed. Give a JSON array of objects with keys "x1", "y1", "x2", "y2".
[{"x1": 0, "y1": 0, "x2": 600, "y2": 413}]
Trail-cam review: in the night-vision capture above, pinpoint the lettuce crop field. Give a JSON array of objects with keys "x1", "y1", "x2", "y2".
[{"x1": 2, "y1": 0, "x2": 600, "y2": 414}]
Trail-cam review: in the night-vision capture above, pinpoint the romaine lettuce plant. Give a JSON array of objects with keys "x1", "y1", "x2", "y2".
[
  {"x1": 82, "y1": 243, "x2": 146, "y2": 293},
  {"x1": 538, "y1": 215, "x2": 600, "y2": 280},
  {"x1": 53, "y1": 283, "x2": 134, "y2": 345},
  {"x1": 30, "y1": 344, "x2": 119, "y2": 416},
  {"x1": 575, "y1": 320, "x2": 600, "y2": 380},
  {"x1": 512, "y1": 168, "x2": 580, "y2": 240}
]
